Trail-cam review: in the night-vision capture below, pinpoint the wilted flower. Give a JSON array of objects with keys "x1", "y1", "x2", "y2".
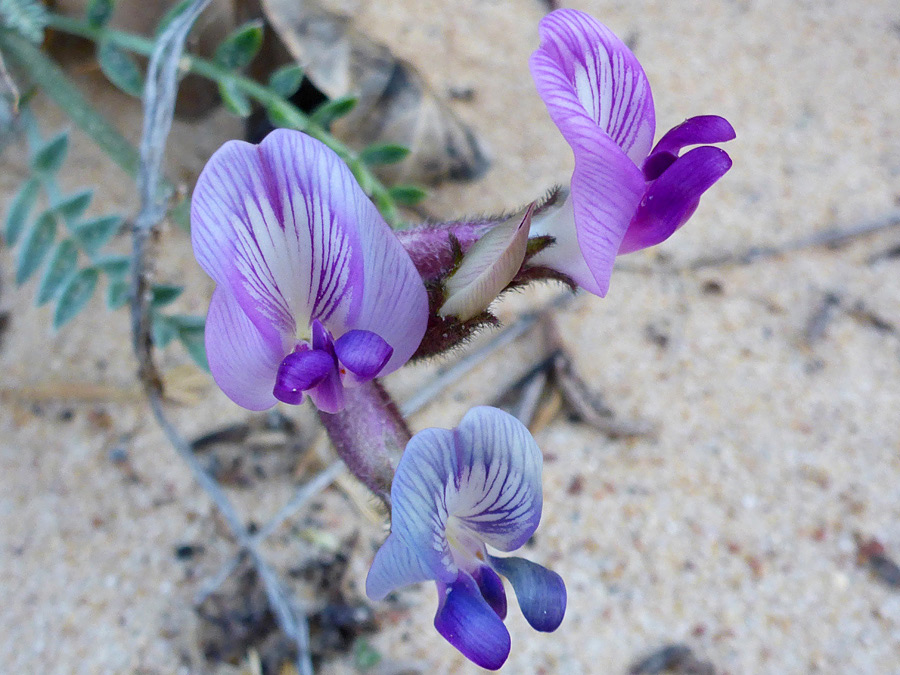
[
  {"x1": 529, "y1": 8, "x2": 736, "y2": 296},
  {"x1": 191, "y1": 129, "x2": 428, "y2": 413},
  {"x1": 366, "y1": 406, "x2": 566, "y2": 670}
]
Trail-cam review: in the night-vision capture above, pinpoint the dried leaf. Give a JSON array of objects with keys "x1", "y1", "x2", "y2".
[{"x1": 261, "y1": 0, "x2": 489, "y2": 185}]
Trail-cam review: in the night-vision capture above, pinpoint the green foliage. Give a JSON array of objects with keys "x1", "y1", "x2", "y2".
[
  {"x1": 3, "y1": 114, "x2": 205, "y2": 365},
  {"x1": 85, "y1": 0, "x2": 114, "y2": 29},
  {"x1": 360, "y1": 143, "x2": 411, "y2": 166},
  {"x1": 31, "y1": 132, "x2": 68, "y2": 174},
  {"x1": 217, "y1": 79, "x2": 252, "y2": 117},
  {"x1": 4, "y1": 177, "x2": 40, "y2": 245},
  {"x1": 98, "y1": 39, "x2": 144, "y2": 97},
  {"x1": 36, "y1": 238, "x2": 78, "y2": 305},
  {"x1": 54, "y1": 267, "x2": 99, "y2": 328},
  {"x1": 73, "y1": 215, "x2": 122, "y2": 255},
  {"x1": 310, "y1": 95, "x2": 358, "y2": 129},
  {"x1": 154, "y1": 0, "x2": 192, "y2": 36},
  {"x1": 53, "y1": 189, "x2": 94, "y2": 222},
  {"x1": 16, "y1": 211, "x2": 56, "y2": 284},
  {"x1": 268, "y1": 64, "x2": 304, "y2": 99},
  {"x1": 0, "y1": 0, "x2": 47, "y2": 43},
  {"x1": 214, "y1": 21, "x2": 263, "y2": 70},
  {"x1": 388, "y1": 184, "x2": 429, "y2": 207}
]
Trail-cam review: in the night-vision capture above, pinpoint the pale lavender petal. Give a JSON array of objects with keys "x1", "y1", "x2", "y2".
[
  {"x1": 434, "y1": 573, "x2": 511, "y2": 671},
  {"x1": 273, "y1": 348, "x2": 334, "y2": 405},
  {"x1": 366, "y1": 533, "x2": 436, "y2": 600},
  {"x1": 489, "y1": 555, "x2": 566, "y2": 633},
  {"x1": 205, "y1": 286, "x2": 282, "y2": 411},
  {"x1": 308, "y1": 365, "x2": 345, "y2": 414},
  {"x1": 450, "y1": 407, "x2": 543, "y2": 551},
  {"x1": 473, "y1": 564, "x2": 508, "y2": 620},
  {"x1": 532, "y1": 9, "x2": 655, "y2": 164},
  {"x1": 191, "y1": 129, "x2": 427, "y2": 372},
  {"x1": 389, "y1": 426, "x2": 459, "y2": 582},
  {"x1": 334, "y1": 330, "x2": 393, "y2": 381},
  {"x1": 531, "y1": 13, "x2": 648, "y2": 296},
  {"x1": 619, "y1": 146, "x2": 733, "y2": 255}
]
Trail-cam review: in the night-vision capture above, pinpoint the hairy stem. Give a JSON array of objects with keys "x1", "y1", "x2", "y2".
[{"x1": 317, "y1": 380, "x2": 410, "y2": 506}]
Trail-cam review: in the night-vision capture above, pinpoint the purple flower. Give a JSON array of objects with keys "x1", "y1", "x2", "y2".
[
  {"x1": 191, "y1": 130, "x2": 428, "y2": 413},
  {"x1": 366, "y1": 406, "x2": 566, "y2": 670},
  {"x1": 529, "y1": 9, "x2": 736, "y2": 296}
]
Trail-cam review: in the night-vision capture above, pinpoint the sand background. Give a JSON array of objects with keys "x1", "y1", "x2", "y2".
[{"x1": 2, "y1": 0, "x2": 900, "y2": 673}]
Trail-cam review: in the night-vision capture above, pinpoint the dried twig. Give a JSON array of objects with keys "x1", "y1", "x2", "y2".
[{"x1": 126, "y1": 2, "x2": 312, "y2": 673}]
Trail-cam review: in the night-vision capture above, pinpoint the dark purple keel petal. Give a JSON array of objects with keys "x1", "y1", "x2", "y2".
[
  {"x1": 619, "y1": 146, "x2": 733, "y2": 255},
  {"x1": 489, "y1": 555, "x2": 566, "y2": 633},
  {"x1": 434, "y1": 573, "x2": 511, "y2": 671},
  {"x1": 648, "y1": 115, "x2": 736, "y2": 160},
  {"x1": 473, "y1": 564, "x2": 508, "y2": 620},
  {"x1": 308, "y1": 365, "x2": 345, "y2": 414},
  {"x1": 205, "y1": 286, "x2": 283, "y2": 411},
  {"x1": 334, "y1": 330, "x2": 393, "y2": 381},
  {"x1": 273, "y1": 348, "x2": 335, "y2": 405}
]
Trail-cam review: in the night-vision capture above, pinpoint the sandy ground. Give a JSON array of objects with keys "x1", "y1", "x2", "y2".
[{"x1": 2, "y1": 0, "x2": 900, "y2": 673}]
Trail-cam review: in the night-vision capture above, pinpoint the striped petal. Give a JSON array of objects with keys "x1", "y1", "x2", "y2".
[
  {"x1": 205, "y1": 286, "x2": 282, "y2": 411},
  {"x1": 389, "y1": 407, "x2": 543, "y2": 582},
  {"x1": 366, "y1": 533, "x2": 437, "y2": 600},
  {"x1": 530, "y1": 9, "x2": 650, "y2": 295},
  {"x1": 191, "y1": 129, "x2": 427, "y2": 380}
]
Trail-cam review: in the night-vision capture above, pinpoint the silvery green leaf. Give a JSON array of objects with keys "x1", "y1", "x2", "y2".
[
  {"x1": 94, "y1": 254, "x2": 130, "y2": 280},
  {"x1": 218, "y1": 80, "x2": 252, "y2": 117},
  {"x1": 16, "y1": 211, "x2": 56, "y2": 284},
  {"x1": 155, "y1": 0, "x2": 190, "y2": 35},
  {"x1": 265, "y1": 99, "x2": 307, "y2": 130},
  {"x1": 98, "y1": 39, "x2": 144, "y2": 97},
  {"x1": 36, "y1": 238, "x2": 78, "y2": 306},
  {"x1": 86, "y1": 0, "x2": 114, "y2": 28},
  {"x1": 53, "y1": 267, "x2": 99, "y2": 328},
  {"x1": 360, "y1": 143, "x2": 410, "y2": 167},
  {"x1": 30, "y1": 131, "x2": 68, "y2": 174},
  {"x1": 151, "y1": 284, "x2": 183, "y2": 307},
  {"x1": 268, "y1": 64, "x2": 305, "y2": 98},
  {"x1": 0, "y1": 0, "x2": 48, "y2": 43},
  {"x1": 53, "y1": 189, "x2": 93, "y2": 223},
  {"x1": 151, "y1": 313, "x2": 177, "y2": 348},
  {"x1": 4, "y1": 176, "x2": 40, "y2": 245},
  {"x1": 214, "y1": 21, "x2": 263, "y2": 70},
  {"x1": 310, "y1": 95, "x2": 357, "y2": 129},
  {"x1": 73, "y1": 215, "x2": 122, "y2": 256},
  {"x1": 106, "y1": 277, "x2": 129, "y2": 309},
  {"x1": 173, "y1": 316, "x2": 208, "y2": 370},
  {"x1": 388, "y1": 184, "x2": 428, "y2": 207}
]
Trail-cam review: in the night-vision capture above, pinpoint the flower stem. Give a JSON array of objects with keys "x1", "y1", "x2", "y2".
[
  {"x1": 43, "y1": 12, "x2": 402, "y2": 227},
  {"x1": 317, "y1": 380, "x2": 410, "y2": 505}
]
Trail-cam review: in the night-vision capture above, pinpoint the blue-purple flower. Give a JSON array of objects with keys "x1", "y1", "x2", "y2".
[
  {"x1": 366, "y1": 406, "x2": 566, "y2": 670},
  {"x1": 529, "y1": 9, "x2": 736, "y2": 296},
  {"x1": 191, "y1": 130, "x2": 428, "y2": 413}
]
